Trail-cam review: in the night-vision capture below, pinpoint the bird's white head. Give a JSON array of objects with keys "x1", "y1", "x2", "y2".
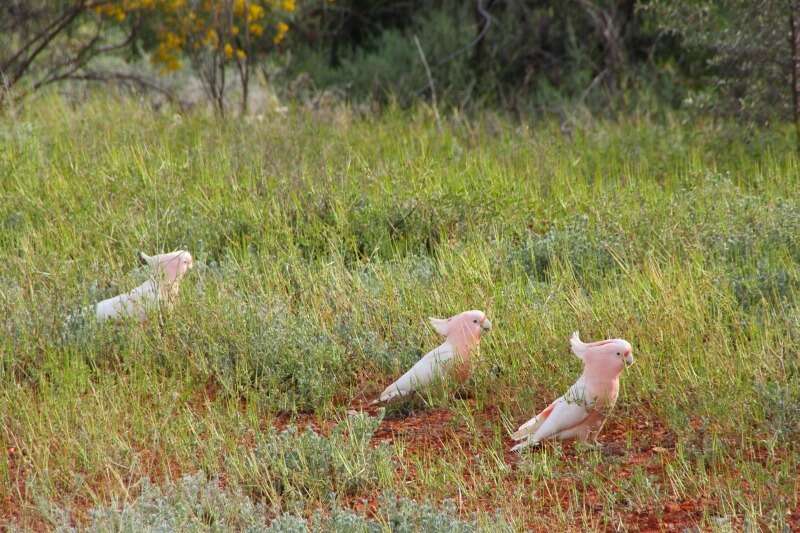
[
  {"x1": 428, "y1": 309, "x2": 492, "y2": 354},
  {"x1": 139, "y1": 250, "x2": 194, "y2": 283},
  {"x1": 570, "y1": 331, "x2": 633, "y2": 379}
]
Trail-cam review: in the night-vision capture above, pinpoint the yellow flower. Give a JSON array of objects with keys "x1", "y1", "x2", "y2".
[
  {"x1": 224, "y1": 43, "x2": 234, "y2": 58},
  {"x1": 163, "y1": 31, "x2": 183, "y2": 49},
  {"x1": 248, "y1": 4, "x2": 265, "y2": 20},
  {"x1": 95, "y1": 4, "x2": 128, "y2": 21},
  {"x1": 231, "y1": 25, "x2": 240, "y2": 36},
  {"x1": 282, "y1": 0, "x2": 295, "y2": 12},
  {"x1": 152, "y1": 46, "x2": 181, "y2": 73},
  {"x1": 236, "y1": 49, "x2": 247, "y2": 60},
  {"x1": 273, "y1": 21, "x2": 288, "y2": 44},
  {"x1": 249, "y1": 23, "x2": 263, "y2": 36},
  {"x1": 233, "y1": 0, "x2": 246, "y2": 16}
]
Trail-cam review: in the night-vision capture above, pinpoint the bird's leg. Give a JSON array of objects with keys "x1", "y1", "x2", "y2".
[{"x1": 591, "y1": 418, "x2": 608, "y2": 447}]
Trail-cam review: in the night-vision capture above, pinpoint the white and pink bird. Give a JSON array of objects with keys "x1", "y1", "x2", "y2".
[
  {"x1": 371, "y1": 310, "x2": 492, "y2": 404},
  {"x1": 94, "y1": 250, "x2": 194, "y2": 321},
  {"x1": 510, "y1": 331, "x2": 634, "y2": 451}
]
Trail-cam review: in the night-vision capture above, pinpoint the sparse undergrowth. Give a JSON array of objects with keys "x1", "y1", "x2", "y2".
[
  {"x1": 1, "y1": 95, "x2": 799, "y2": 531},
  {"x1": 49, "y1": 469, "x2": 511, "y2": 532}
]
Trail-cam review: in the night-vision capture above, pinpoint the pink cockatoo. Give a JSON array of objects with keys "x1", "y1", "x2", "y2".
[
  {"x1": 510, "y1": 331, "x2": 634, "y2": 451},
  {"x1": 371, "y1": 310, "x2": 492, "y2": 404},
  {"x1": 94, "y1": 250, "x2": 194, "y2": 321}
]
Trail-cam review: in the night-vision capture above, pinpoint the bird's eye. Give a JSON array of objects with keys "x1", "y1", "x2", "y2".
[
  {"x1": 616, "y1": 352, "x2": 621, "y2": 356},
  {"x1": 473, "y1": 319, "x2": 478, "y2": 323}
]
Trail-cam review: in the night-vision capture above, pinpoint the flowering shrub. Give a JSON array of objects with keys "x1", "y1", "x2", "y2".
[
  {"x1": 95, "y1": 0, "x2": 295, "y2": 71},
  {"x1": 94, "y1": 0, "x2": 297, "y2": 113}
]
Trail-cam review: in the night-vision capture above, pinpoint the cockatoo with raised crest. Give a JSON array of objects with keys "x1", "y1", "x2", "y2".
[
  {"x1": 371, "y1": 310, "x2": 492, "y2": 404},
  {"x1": 94, "y1": 250, "x2": 194, "y2": 321},
  {"x1": 511, "y1": 331, "x2": 633, "y2": 451}
]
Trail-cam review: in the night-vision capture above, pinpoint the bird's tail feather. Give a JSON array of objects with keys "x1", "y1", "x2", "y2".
[
  {"x1": 512, "y1": 399, "x2": 557, "y2": 441},
  {"x1": 511, "y1": 439, "x2": 539, "y2": 452},
  {"x1": 511, "y1": 416, "x2": 541, "y2": 441}
]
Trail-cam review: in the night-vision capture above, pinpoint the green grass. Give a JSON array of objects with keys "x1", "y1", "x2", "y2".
[{"x1": 1, "y1": 93, "x2": 799, "y2": 531}]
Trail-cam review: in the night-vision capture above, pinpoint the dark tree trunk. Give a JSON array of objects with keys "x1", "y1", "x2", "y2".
[
  {"x1": 471, "y1": 0, "x2": 493, "y2": 68},
  {"x1": 578, "y1": 0, "x2": 626, "y2": 90},
  {"x1": 241, "y1": 66, "x2": 249, "y2": 116},
  {"x1": 790, "y1": 2, "x2": 800, "y2": 152}
]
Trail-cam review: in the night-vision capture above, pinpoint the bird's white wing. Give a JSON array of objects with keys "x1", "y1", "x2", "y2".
[
  {"x1": 530, "y1": 378, "x2": 592, "y2": 442},
  {"x1": 511, "y1": 398, "x2": 557, "y2": 441},
  {"x1": 511, "y1": 377, "x2": 594, "y2": 451},
  {"x1": 376, "y1": 343, "x2": 455, "y2": 403},
  {"x1": 95, "y1": 280, "x2": 157, "y2": 321}
]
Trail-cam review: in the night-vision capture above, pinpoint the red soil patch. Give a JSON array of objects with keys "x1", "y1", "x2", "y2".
[
  {"x1": 625, "y1": 501, "x2": 707, "y2": 533},
  {"x1": 1, "y1": 446, "x2": 49, "y2": 531},
  {"x1": 2, "y1": 446, "x2": 26, "y2": 525},
  {"x1": 350, "y1": 402, "x2": 725, "y2": 531},
  {"x1": 372, "y1": 408, "x2": 456, "y2": 448}
]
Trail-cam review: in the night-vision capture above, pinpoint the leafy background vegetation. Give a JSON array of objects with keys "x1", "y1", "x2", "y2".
[{"x1": 5, "y1": 1, "x2": 800, "y2": 127}]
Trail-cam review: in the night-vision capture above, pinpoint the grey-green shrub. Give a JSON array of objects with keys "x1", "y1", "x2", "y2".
[
  {"x1": 508, "y1": 214, "x2": 625, "y2": 284},
  {"x1": 62, "y1": 472, "x2": 267, "y2": 533},
  {"x1": 266, "y1": 496, "x2": 514, "y2": 533},
  {"x1": 232, "y1": 412, "x2": 392, "y2": 511}
]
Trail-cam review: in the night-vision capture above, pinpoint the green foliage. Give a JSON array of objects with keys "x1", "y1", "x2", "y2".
[
  {"x1": 186, "y1": 296, "x2": 349, "y2": 411},
  {"x1": 52, "y1": 471, "x2": 511, "y2": 533},
  {"x1": 2, "y1": 95, "x2": 800, "y2": 530},
  {"x1": 70, "y1": 472, "x2": 266, "y2": 532},
  {"x1": 286, "y1": 1, "x2": 684, "y2": 113},
  {"x1": 290, "y1": 6, "x2": 475, "y2": 106},
  {"x1": 649, "y1": 0, "x2": 794, "y2": 124},
  {"x1": 376, "y1": 495, "x2": 509, "y2": 533},
  {"x1": 265, "y1": 514, "x2": 310, "y2": 532},
  {"x1": 757, "y1": 379, "x2": 800, "y2": 439},
  {"x1": 265, "y1": 498, "x2": 497, "y2": 533},
  {"x1": 508, "y1": 215, "x2": 624, "y2": 284},
  {"x1": 233, "y1": 413, "x2": 392, "y2": 510}
]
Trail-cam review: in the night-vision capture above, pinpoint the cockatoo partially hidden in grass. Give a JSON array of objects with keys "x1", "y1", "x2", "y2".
[
  {"x1": 371, "y1": 310, "x2": 492, "y2": 404},
  {"x1": 511, "y1": 331, "x2": 633, "y2": 451},
  {"x1": 95, "y1": 250, "x2": 193, "y2": 321}
]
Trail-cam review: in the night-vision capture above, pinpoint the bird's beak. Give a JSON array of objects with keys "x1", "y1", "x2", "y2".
[
  {"x1": 481, "y1": 318, "x2": 492, "y2": 332},
  {"x1": 625, "y1": 352, "x2": 634, "y2": 367}
]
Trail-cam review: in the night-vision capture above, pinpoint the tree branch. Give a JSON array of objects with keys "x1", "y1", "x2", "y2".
[
  {"x1": 432, "y1": 0, "x2": 493, "y2": 70},
  {"x1": 4, "y1": 3, "x2": 88, "y2": 86},
  {"x1": 414, "y1": 34, "x2": 441, "y2": 130},
  {"x1": 46, "y1": 70, "x2": 179, "y2": 104}
]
